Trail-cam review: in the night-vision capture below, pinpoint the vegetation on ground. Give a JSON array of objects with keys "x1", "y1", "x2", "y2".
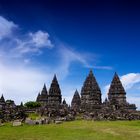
[
  {"x1": 28, "y1": 113, "x2": 41, "y2": 120},
  {"x1": 0, "y1": 120, "x2": 140, "y2": 140}
]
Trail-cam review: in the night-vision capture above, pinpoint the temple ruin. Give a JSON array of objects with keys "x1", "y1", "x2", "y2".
[{"x1": 0, "y1": 70, "x2": 140, "y2": 122}]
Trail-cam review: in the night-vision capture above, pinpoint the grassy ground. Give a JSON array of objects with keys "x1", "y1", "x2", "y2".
[{"x1": 0, "y1": 120, "x2": 140, "y2": 140}]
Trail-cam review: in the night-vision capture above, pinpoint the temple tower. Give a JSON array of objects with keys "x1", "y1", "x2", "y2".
[
  {"x1": 62, "y1": 99, "x2": 67, "y2": 105},
  {"x1": 81, "y1": 70, "x2": 102, "y2": 111},
  {"x1": 48, "y1": 75, "x2": 62, "y2": 108},
  {"x1": 0, "y1": 94, "x2": 5, "y2": 103},
  {"x1": 71, "y1": 90, "x2": 81, "y2": 111},
  {"x1": 0, "y1": 94, "x2": 6, "y2": 109},
  {"x1": 36, "y1": 92, "x2": 41, "y2": 102},
  {"x1": 108, "y1": 72, "x2": 126, "y2": 104},
  {"x1": 62, "y1": 99, "x2": 68, "y2": 110},
  {"x1": 36, "y1": 84, "x2": 48, "y2": 105}
]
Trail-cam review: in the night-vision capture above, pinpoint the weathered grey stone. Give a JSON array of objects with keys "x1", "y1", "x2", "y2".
[
  {"x1": 12, "y1": 120, "x2": 22, "y2": 126},
  {"x1": 66, "y1": 114, "x2": 75, "y2": 121},
  {"x1": 45, "y1": 119, "x2": 50, "y2": 124},
  {"x1": 55, "y1": 117, "x2": 66, "y2": 121},
  {"x1": 0, "y1": 123, "x2": 4, "y2": 126},
  {"x1": 25, "y1": 118, "x2": 35, "y2": 125},
  {"x1": 55, "y1": 120, "x2": 63, "y2": 124},
  {"x1": 35, "y1": 119, "x2": 42, "y2": 125}
]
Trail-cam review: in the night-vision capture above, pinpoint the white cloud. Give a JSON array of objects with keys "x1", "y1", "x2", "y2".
[
  {"x1": 121, "y1": 73, "x2": 140, "y2": 89},
  {"x1": 127, "y1": 96, "x2": 140, "y2": 108},
  {"x1": 29, "y1": 30, "x2": 53, "y2": 48},
  {"x1": 0, "y1": 16, "x2": 53, "y2": 56},
  {"x1": 13, "y1": 38, "x2": 41, "y2": 55},
  {"x1": 0, "y1": 16, "x2": 17, "y2": 40},
  {"x1": 12, "y1": 30, "x2": 53, "y2": 55},
  {"x1": 104, "y1": 85, "x2": 110, "y2": 94}
]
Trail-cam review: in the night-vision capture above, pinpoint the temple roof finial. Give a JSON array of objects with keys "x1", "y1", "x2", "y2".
[
  {"x1": 62, "y1": 99, "x2": 66, "y2": 104},
  {"x1": 0, "y1": 94, "x2": 5, "y2": 102},
  {"x1": 89, "y1": 69, "x2": 93, "y2": 76}
]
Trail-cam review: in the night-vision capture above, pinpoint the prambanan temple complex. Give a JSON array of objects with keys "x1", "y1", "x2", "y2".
[{"x1": 0, "y1": 70, "x2": 140, "y2": 123}]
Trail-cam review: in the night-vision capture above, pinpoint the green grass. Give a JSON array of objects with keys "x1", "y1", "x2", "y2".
[
  {"x1": 28, "y1": 113, "x2": 41, "y2": 120},
  {"x1": 0, "y1": 120, "x2": 140, "y2": 140}
]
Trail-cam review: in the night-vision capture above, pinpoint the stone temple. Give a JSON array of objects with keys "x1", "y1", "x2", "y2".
[
  {"x1": 81, "y1": 70, "x2": 102, "y2": 112},
  {"x1": 0, "y1": 70, "x2": 140, "y2": 121},
  {"x1": 71, "y1": 90, "x2": 81, "y2": 112},
  {"x1": 108, "y1": 72, "x2": 127, "y2": 104},
  {"x1": 36, "y1": 74, "x2": 62, "y2": 110},
  {"x1": 107, "y1": 72, "x2": 136, "y2": 111},
  {"x1": 36, "y1": 84, "x2": 48, "y2": 106},
  {"x1": 48, "y1": 75, "x2": 62, "y2": 109}
]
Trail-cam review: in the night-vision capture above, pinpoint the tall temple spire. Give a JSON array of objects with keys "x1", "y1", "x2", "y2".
[
  {"x1": 20, "y1": 102, "x2": 23, "y2": 107},
  {"x1": 81, "y1": 70, "x2": 102, "y2": 111},
  {"x1": 53, "y1": 74, "x2": 57, "y2": 82},
  {"x1": 36, "y1": 92, "x2": 41, "y2": 102},
  {"x1": 62, "y1": 99, "x2": 66, "y2": 105},
  {"x1": 71, "y1": 90, "x2": 81, "y2": 111},
  {"x1": 48, "y1": 74, "x2": 62, "y2": 107},
  {"x1": 81, "y1": 70, "x2": 101, "y2": 95},
  {"x1": 36, "y1": 84, "x2": 48, "y2": 105},
  {"x1": 41, "y1": 84, "x2": 48, "y2": 95},
  {"x1": 108, "y1": 72, "x2": 126, "y2": 104},
  {"x1": 49, "y1": 75, "x2": 61, "y2": 96},
  {"x1": 0, "y1": 94, "x2": 5, "y2": 103},
  {"x1": 89, "y1": 69, "x2": 93, "y2": 76},
  {"x1": 71, "y1": 90, "x2": 80, "y2": 105}
]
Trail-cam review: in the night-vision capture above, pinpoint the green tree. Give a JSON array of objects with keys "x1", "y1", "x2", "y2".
[{"x1": 24, "y1": 101, "x2": 41, "y2": 108}]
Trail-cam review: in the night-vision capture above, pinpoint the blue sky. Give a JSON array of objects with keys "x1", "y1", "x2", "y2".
[{"x1": 0, "y1": 0, "x2": 140, "y2": 109}]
